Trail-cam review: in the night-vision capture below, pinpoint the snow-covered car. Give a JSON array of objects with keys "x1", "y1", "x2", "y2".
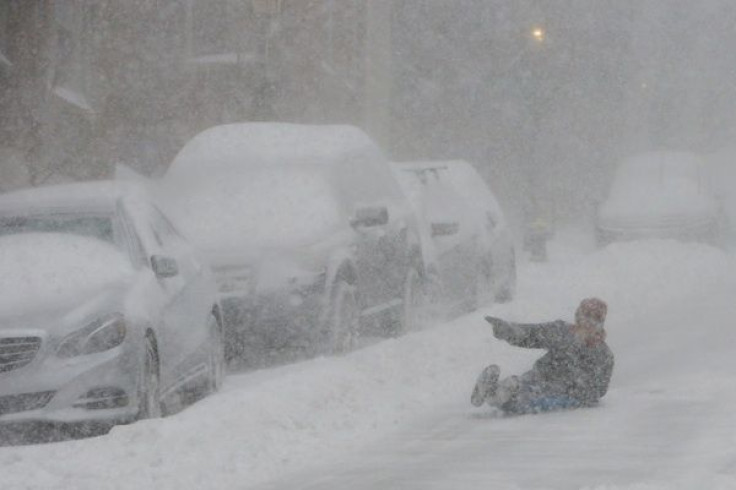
[
  {"x1": 161, "y1": 123, "x2": 424, "y2": 362},
  {"x1": 392, "y1": 160, "x2": 516, "y2": 314},
  {"x1": 596, "y1": 151, "x2": 723, "y2": 246},
  {"x1": 0, "y1": 181, "x2": 225, "y2": 430}
]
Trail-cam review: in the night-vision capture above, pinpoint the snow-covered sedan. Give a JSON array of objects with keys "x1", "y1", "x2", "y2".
[
  {"x1": 0, "y1": 181, "x2": 225, "y2": 430},
  {"x1": 161, "y1": 123, "x2": 425, "y2": 363},
  {"x1": 597, "y1": 151, "x2": 723, "y2": 246}
]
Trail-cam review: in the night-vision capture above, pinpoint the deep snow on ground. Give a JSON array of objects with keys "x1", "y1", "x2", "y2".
[{"x1": 2, "y1": 230, "x2": 736, "y2": 489}]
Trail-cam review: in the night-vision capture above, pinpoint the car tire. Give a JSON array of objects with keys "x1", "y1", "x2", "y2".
[
  {"x1": 473, "y1": 258, "x2": 495, "y2": 310},
  {"x1": 206, "y1": 313, "x2": 226, "y2": 394},
  {"x1": 389, "y1": 267, "x2": 424, "y2": 337},
  {"x1": 495, "y1": 258, "x2": 516, "y2": 303},
  {"x1": 137, "y1": 334, "x2": 162, "y2": 420},
  {"x1": 322, "y1": 280, "x2": 360, "y2": 355}
]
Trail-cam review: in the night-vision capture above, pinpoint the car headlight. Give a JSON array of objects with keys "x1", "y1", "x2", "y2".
[{"x1": 57, "y1": 313, "x2": 127, "y2": 358}]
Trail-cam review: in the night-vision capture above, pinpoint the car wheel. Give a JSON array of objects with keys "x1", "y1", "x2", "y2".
[
  {"x1": 495, "y1": 258, "x2": 516, "y2": 303},
  {"x1": 421, "y1": 269, "x2": 447, "y2": 325},
  {"x1": 138, "y1": 335, "x2": 162, "y2": 420},
  {"x1": 389, "y1": 267, "x2": 424, "y2": 336},
  {"x1": 207, "y1": 313, "x2": 226, "y2": 394},
  {"x1": 474, "y1": 259, "x2": 495, "y2": 310},
  {"x1": 322, "y1": 280, "x2": 360, "y2": 355}
]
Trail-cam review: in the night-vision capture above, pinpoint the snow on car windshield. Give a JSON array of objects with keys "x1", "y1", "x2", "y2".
[
  {"x1": 0, "y1": 233, "x2": 133, "y2": 316},
  {"x1": 168, "y1": 167, "x2": 344, "y2": 252},
  {"x1": 0, "y1": 213, "x2": 115, "y2": 244},
  {"x1": 603, "y1": 152, "x2": 717, "y2": 219}
]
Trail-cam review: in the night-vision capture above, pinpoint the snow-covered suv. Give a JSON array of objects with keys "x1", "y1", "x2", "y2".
[
  {"x1": 392, "y1": 160, "x2": 516, "y2": 315},
  {"x1": 161, "y1": 123, "x2": 424, "y2": 364}
]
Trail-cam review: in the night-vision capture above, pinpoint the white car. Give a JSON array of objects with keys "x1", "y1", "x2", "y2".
[
  {"x1": 392, "y1": 160, "x2": 516, "y2": 314},
  {"x1": 0, "y1": 181, "x2": 224, "y2": 431},
  {"x1": 597, "y1": 151, "x2": 723, "y2": 246}
]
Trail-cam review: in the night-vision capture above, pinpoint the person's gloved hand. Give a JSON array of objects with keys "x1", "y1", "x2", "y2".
[{"x1": 485, "y1": 316, "x2": 513, "y2": 339}]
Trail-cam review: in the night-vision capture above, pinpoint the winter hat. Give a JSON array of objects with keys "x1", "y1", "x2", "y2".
[{"x1": 575, "y1": 297, "x2": 607, "y2": 330}]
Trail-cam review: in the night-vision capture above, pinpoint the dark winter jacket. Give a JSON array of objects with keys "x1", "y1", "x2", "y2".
[{"x1": 492, "y1": 319, "x2": 614, "y2": 405}]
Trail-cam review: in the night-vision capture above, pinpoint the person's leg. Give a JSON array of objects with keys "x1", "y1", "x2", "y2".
[
  {"x1": 486, "y1": 374, "x2": 522, "y2": 408},
  {"x1": 499, "y1": 372, "x2": 581, "y2": 414},
  {"x1": 470, "y1": 364, "x2": 500, "y2": 407},
  {"x1": 493, "y1": 371, "x2": 548, "y2": 413}
]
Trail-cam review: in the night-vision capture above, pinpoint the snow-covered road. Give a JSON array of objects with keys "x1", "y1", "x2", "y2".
[
  {"x1": 256, "y1": 285, "x2": 736, "y2": 490},
  {"x1": 3, "y1": 233, "x2": 736, "y2": 489}
]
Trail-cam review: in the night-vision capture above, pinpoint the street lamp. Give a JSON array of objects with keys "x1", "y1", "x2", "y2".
[{"x1": 531, "y1": 27, "x2": 545, "y2": 43}]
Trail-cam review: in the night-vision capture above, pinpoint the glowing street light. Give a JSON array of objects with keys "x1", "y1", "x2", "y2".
[{"x1": 531, "y1": 27, "x2": 546, "y2": 43}]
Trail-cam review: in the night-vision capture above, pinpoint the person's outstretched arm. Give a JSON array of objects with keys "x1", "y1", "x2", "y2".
[{"x1": 485, "y1": 316, "x2": 569, "y2": 349}]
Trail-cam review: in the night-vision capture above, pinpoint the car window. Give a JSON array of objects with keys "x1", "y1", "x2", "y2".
[
  {"x1": 167, "y1": 166, "x2": 344, "y2": 251},
  {"x1": 0, "y1": 213, "x2": 115, "y2": 243}
]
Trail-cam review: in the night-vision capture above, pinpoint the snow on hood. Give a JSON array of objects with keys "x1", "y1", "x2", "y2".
[
  {"x1": 599, "y1": 152, "x2": 718, "y2": 227},
  {"x1": 0, "y1": 233, "x2": 134, "y2": 318},
  {"x1": 164, "y1": 164, "x2": 346, "y2": 253}
]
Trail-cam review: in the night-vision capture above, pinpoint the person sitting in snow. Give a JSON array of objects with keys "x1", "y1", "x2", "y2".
[{"x1": 471, "y1": 297, "x2": 614, "y2": 414}]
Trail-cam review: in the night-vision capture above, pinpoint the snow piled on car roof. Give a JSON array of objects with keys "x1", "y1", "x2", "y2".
[
  {"x1": 0, "y1": 233, "x2": 133, "y2": 317},
  {"x1": 165, "y1": 123, "x2": 385, "y2": 180},
  {"x1": 164, "y1": 166, "x2": 345, "y2": 252},
  {"x1": 160, "y1": 123, "x2": 389, "y2": 253}
]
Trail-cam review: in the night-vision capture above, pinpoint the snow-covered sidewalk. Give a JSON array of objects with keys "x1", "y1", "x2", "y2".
[{"x1": 2, "y1": 237, "x2": 736, "y2": 489}]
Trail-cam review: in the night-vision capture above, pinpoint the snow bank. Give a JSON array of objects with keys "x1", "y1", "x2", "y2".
[
  {"x1": 511, "y1": 238, "x2": 736, "y2": 323},
  {"x1": 2, "y1": 238, "x2": 736, "y2": 489}
]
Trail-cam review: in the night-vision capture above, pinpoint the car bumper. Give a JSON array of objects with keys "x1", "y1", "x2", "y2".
[
  {"x1": 0, "y1": 346, "x2": 139, "y2": 426},
  {"x1": 219, "y1": 289, "x2": 324, "y2": 353}
]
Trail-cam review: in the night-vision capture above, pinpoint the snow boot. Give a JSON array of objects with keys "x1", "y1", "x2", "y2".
[
  {"x1": 471, "y1": 364, "x2": 500, "y2": 407},
  {"x1": 486, "y1": 375, "x2": 520, "y2": 408}
]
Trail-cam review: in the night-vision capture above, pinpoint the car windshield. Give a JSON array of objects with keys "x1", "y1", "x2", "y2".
[
  {"x1": 0, "y1": 213, "x2": 116, "y2": 245},
  {"x1": 173, "y1": 167, "x2": 344, "y2": 251}
]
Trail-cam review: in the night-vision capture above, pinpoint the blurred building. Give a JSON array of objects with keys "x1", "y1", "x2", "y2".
[{"x1": 0, "y1": 0, "x2": 388, "y2": 184}]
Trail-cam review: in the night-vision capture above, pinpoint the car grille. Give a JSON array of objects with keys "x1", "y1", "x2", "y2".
[
  {"x1": 0, "y1": 391, "x2": 55, "y2": 416},
  {"x1": 0, "y1": 336, "x2": 42, "y2": 373}
]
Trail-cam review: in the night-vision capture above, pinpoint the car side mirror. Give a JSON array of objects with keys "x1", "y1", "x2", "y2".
[
  {"x1": 351, "y1": 206, "x2": 389, "y2": 228},
  {"x1": 151, "y1": 255, "x2": 179, "y2": 279},
  {"x1": 431, "y1": 222, "x2": 460, "y2": 237}
]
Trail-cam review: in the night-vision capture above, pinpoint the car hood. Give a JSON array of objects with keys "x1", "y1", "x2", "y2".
[{"x1": 0, "y1": 233, "x2": 135, "y2": 320}]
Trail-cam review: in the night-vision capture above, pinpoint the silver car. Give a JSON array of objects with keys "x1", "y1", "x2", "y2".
[
  {"x1": 392, "y1": 160, "x2": 517, "y2": 316},
  {"x1": 0, "y1": 181, "x2": 225, "y2": 430}
]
